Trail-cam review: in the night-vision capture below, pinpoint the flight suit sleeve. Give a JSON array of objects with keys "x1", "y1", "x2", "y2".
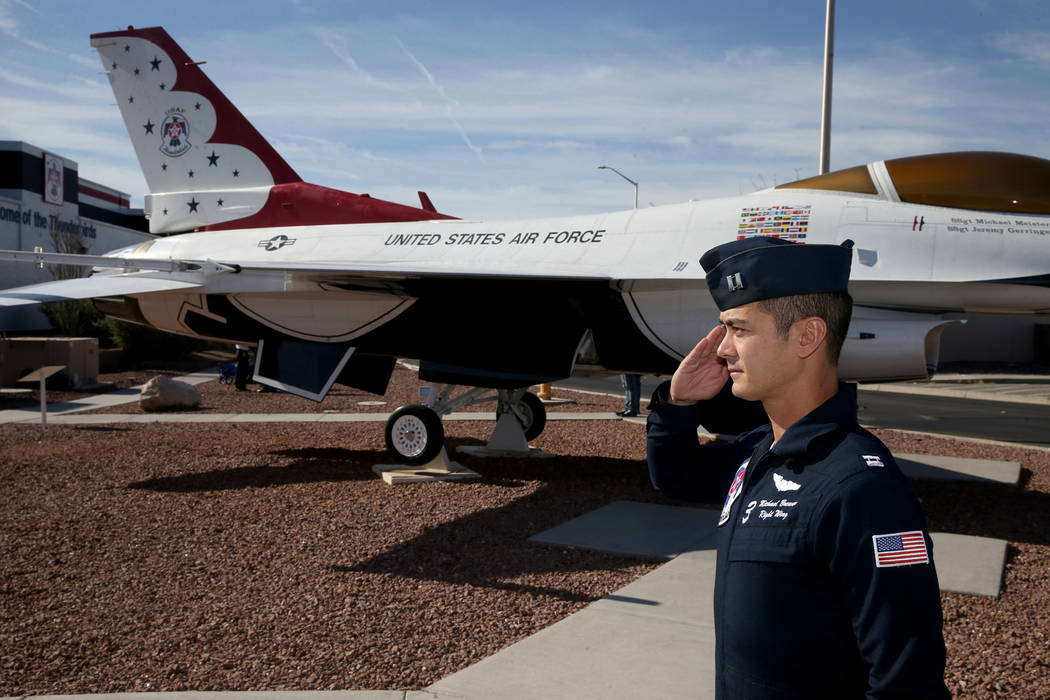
[
  {"x1": 814, "y1": 469, "x2": 950, "y2": 699},
  {"x1": 645, "y1": 380, "x2": 752, "y2": 503}
]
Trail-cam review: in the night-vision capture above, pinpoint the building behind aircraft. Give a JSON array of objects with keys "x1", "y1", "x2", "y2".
[{"x1": 0, "y1": 140, "x2": 154, "y2": 331}]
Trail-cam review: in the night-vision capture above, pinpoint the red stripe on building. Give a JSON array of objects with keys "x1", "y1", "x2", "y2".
[{"x1": 78, "y1": 184, "x2": 128, "y2": 208}]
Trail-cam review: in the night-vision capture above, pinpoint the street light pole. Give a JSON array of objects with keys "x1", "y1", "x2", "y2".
[
  {"x1": 598, "y1": 165, "x2": 638, "y2": 209},
  {"x1": 819, "y1": 0, "x2": 835, "y2": 175}
]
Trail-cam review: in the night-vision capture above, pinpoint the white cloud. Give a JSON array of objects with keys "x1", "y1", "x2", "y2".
[
  {"x1": 0, "y1": 6, "x2": 16, "y2": 34},
  {"x1": 989, "y1": 31, "x2": 1050, "y2": 65},
  {"x1": 0, "y1": 66, "x2": 106, "y2": 100}
]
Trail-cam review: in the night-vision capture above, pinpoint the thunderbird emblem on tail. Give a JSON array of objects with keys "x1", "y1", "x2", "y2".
[{"x1": 159, "y1": 109, "x2": 191, "y2": 157}]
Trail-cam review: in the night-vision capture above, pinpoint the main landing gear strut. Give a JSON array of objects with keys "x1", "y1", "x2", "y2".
[{"x1": 383, "y1": 384, "x2": 547, "y2": 465}]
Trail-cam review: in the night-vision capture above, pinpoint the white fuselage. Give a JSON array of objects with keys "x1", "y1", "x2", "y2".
[{"x1": 102, "y1": 187, "x2": 1050, "y2": 381}]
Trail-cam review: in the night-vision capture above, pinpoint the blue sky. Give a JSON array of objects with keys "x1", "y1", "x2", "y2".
[{"x1": 2, "y1": 0, "x2": 1049, "y2": 219}]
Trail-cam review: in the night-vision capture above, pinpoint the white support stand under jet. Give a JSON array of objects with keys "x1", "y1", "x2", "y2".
[{"x1": 372, "y1": 446, "x2": 481, "y2": 485}]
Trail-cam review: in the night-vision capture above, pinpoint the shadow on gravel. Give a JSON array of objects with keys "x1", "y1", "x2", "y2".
[
  {"x1": 126, "y1": 447, "x2": 382, "y2": 492},
  {"x1": 336, "y1": 438, "x2": 666, "y2": 598},
  {"x1": 912, "y1": 476, "x2": 1050, "y2": 547}
]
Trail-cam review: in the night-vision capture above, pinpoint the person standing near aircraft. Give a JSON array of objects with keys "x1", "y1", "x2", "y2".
[
  {"x1": 618, "y1": 373, "x2": 642, "y2": 417},
  {"x1": 646, "y1": 236, "x2": 950, "y2": 698},
  {"x1": 234, "y1": 343, "x2": 251, "y2": 392}
]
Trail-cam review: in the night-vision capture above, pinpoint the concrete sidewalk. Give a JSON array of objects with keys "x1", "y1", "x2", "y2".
[
  {"x1": 0, "y1": 411, "x2": 620, "y2": 425},
  {"x1": 0, "y1": 370, "x2": 218, "y2": 424}
]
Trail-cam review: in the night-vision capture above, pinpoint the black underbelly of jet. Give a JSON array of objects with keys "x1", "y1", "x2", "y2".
[{"x1": 98, "y1": 278, "x2": 681, "y2": 396}]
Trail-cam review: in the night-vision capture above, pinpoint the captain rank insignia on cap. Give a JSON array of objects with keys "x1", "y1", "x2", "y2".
[{"x1": 726, "y1": 272, "x2": 744, "y2": 292}]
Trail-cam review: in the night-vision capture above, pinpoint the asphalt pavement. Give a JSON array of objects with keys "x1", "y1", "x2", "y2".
[{"x1": 560, "y1": 372, "x2": 1050, "y2": 447}]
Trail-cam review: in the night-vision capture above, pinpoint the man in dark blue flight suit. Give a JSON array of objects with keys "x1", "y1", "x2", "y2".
[{"x1": 646, "y1": 236, "x2": 950, "y2": 699}]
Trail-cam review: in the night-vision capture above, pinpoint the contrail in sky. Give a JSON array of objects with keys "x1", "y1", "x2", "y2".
[{"x1": 396, "y1": 37, "x2": 485, "y2": 163}]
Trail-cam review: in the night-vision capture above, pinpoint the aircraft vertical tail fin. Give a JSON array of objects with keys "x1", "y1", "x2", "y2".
[{"x1": 91, "y1": 26, "x2": 454, "y2": 234}]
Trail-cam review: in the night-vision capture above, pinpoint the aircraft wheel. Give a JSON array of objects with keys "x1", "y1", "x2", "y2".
[
  {"x1": 517, "y1": 391, "x2": 547, "y2": 441},
  {"x1": 385, "y1": 404, "x2": 445, "y2": 465}
]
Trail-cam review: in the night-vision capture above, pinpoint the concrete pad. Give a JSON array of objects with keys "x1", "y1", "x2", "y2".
[
  {"x1": 587, "y1": 547, "x2": 718, "y2": 625},
  {"x1": 427, "y1": 549, "x2": 717, "y2": 700},
  {"x1": 529, "y1": 501, "x2": 720, "y2": 558},
  {"x1": 930, "y1": 532, "x2": 1008, "y2": 598},
  {"x1": 895, "y1": 453, "x2": 1021, "y2": 485}
]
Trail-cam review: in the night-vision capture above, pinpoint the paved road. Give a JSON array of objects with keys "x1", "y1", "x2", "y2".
[
  {"x1": 557, "y1": 374, "x2": 1050, "y2": 447},
  {"x1": 856, "y1": 391, "x2": 1050, "y2": 446}
]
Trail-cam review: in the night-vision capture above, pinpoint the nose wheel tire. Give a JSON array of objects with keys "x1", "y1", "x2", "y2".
[
  {"x1": 385, "y1": 404, "x2": 445, "y2": 465},
  {"x1": 516, "y1": 391, "x2": 547, "y2": 441}
]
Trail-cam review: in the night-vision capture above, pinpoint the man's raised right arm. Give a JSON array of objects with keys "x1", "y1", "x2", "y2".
[{"x1": 646, "y1": 326, "x2": 755, "y2": 502}]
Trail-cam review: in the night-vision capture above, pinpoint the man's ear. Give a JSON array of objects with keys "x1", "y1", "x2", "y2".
[{"x1": 795, "y1": 317, "x2": 828, "y2": 360}]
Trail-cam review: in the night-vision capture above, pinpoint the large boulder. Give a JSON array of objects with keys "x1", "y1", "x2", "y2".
[{"x1": 139, "y1": 375, "x2": 201, "y2": 412}]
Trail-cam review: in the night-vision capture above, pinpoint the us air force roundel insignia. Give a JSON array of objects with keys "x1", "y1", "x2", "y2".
[{"x1": 259, "y1": 235, "x2": 296, "y2": 251}]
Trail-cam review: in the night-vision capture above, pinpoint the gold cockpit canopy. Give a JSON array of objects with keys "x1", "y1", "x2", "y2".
[{"x1": 777, "y1": 151, "x2": 1050, "y2": 214}]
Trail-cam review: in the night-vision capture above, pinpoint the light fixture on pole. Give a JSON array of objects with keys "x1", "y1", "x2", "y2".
[{"x1": 598, "y1": 165, "x2": 638, "y2": 209}]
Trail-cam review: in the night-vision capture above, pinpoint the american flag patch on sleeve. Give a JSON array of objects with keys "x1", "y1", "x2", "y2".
[{"x1": 872, "y1": 530, "x2": 930, "y2": 568}]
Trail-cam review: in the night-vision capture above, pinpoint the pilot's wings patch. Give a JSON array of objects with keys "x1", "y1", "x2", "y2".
[{"x1": 773, "y1": 472, "x2": 801, "y2": 492}]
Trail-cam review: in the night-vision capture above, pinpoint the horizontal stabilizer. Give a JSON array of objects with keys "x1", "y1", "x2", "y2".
[{"x1": 0, "y1": 276, "x2": 201, "y2": 307}]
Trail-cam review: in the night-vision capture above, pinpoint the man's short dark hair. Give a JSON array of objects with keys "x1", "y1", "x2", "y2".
[{"x1": 758, "y1": 292, "x2": 853, "y2": 365}]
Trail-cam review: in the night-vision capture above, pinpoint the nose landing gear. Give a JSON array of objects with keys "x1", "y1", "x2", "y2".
[{"x1": 381, "y1": 384, "x2": 549, "y2": 466}]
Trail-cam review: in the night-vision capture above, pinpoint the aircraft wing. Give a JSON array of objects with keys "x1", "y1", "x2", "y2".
[{"x1": 0, "y1": 276, "x2": 202, "y2": 307}]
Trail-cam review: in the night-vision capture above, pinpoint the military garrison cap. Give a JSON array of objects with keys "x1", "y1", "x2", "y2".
[{"x1": 700, "y1": 236, "x2": 854, "y2": 311}]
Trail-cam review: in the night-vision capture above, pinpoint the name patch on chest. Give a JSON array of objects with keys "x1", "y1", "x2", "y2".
[{"x1": 742, "y1": 497, "x2": 799, "y2": 525}]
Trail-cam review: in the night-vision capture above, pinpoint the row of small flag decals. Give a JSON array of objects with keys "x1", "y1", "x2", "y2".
[{"x1": 738, "y1": 205, "x2": 810, "y2": 241}]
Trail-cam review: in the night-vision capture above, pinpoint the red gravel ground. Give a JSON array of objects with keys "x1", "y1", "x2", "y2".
[{"x1": 1, "y1": 364, "x2": 1048, "y2": 697}]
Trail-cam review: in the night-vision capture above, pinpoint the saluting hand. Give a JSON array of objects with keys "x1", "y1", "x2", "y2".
[{"x1": 669, "y1": 325, "x2": 729, "y2": 405}]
